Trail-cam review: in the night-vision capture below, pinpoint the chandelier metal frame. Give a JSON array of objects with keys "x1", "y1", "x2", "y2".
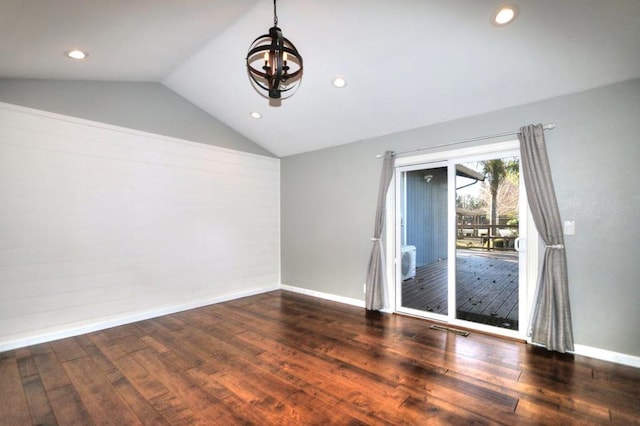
[{"x1": 246, "y1": 0, "x2": 303, "y2": 99}]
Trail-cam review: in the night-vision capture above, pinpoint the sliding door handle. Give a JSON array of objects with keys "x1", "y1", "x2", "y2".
[{"x1": 515, "y1": 237, "x2": 525, "y2": 252}]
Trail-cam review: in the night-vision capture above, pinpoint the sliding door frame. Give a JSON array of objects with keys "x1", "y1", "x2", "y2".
[{"x1": 386, "y1": 140, "x2": 539, "y2": 341}]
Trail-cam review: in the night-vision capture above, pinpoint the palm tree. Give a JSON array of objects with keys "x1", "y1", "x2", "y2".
[{"x1": 481, "y1": 159, "x2": 519, "y2": 236}]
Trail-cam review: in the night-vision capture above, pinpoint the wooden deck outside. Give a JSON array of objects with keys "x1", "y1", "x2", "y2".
[{"x1": 401, "y1": 249, "x2": 519, "y2": 330}]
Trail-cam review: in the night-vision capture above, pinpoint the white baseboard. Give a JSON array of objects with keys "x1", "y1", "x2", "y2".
[
  {"x1": 280, "y1": 284, "x2": 365, "y2": 308},
  {"x1": 573, "y1": 344, "x2": 640, "y2": 369},
  {"x1": 0, "y1": 284, "x2": 279, "y2": 353},
  {"x1": 5, "y1": 283, "x2": 638, "y2": 370}
]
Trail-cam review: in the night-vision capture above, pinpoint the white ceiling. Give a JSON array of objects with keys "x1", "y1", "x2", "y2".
[{"x1": 2, "y1": 0, "x2": 640, "y2": 157}]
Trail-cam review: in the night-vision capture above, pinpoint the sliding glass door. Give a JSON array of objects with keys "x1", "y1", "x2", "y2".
[
  {"x1": 395, "y1": 144, "x2": 533, "y2": 338},
  {"x1": 397, "y1": 163, "x2": 450, "y2": 316}
]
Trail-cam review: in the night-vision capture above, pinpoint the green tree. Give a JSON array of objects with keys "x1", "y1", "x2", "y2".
[{"x1": 481, "y1": 159, "x2": 519, "y2": 235}]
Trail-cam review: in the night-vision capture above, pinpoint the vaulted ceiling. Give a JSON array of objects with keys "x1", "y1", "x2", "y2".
[{"x1": 2, "y1": 0, "x2": 640, "y2": 157}]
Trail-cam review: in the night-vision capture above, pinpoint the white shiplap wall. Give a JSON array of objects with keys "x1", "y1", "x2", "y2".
[{"x1": 0, "y1": 102, "x2": 280, "y2": 350}]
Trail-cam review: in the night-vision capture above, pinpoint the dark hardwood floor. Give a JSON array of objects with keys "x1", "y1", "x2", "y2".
[{"x1": 1, "y1": 290, "x2": 639, "y2": 425}]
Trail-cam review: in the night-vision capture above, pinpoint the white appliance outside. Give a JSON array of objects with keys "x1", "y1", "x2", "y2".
[{"x1": 401, "y1": 245, "x2": 416, "y2": 280}]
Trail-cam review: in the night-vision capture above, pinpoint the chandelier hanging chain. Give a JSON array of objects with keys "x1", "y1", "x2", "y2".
[{"x1": 273, "y1": 0, "x2": 278, "y2": 26}]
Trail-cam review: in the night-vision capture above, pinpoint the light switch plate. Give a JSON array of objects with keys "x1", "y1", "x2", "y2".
[{"x1": 564, "y1": 220, "x2": 575, "y2": 235}]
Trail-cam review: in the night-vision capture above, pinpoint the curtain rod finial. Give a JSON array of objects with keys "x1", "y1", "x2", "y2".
[{"x1": 543, "y1": 123, "x2": 556, "y2": 130}]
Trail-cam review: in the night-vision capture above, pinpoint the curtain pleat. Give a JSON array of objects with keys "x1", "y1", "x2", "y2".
[
  {"x1": 365, "y1": 151, "x2": 394, "y2": 310},
  {"x1": 519, "y1": 124, "x2": 574, "y2": 352}
]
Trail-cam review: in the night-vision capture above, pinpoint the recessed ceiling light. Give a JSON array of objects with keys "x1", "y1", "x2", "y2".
[
  {"x1": 492, "y1": 5, "x2": 518, "y2": 26},
  {"x1": 332, "y1": 76, "x2": 347, "y2": 88},
  {"x1": 250, "y1": 111, "x2": 262, "y2": 119},
  {"x1": 65, "y1": 49, "x2": 88, "y2": 60}
]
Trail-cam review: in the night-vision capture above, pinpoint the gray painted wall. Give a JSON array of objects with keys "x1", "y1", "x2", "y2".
[
  {"x1": 0, "y1": 79, "x2": 273, "y2": 157},
  {"x1": 281, "y1": 78, "x2": 640, "y2": 357}
]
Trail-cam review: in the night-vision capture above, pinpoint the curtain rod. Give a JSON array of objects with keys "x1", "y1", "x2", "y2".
[{"x1": 376, "y1": 123, "x2": 556, "y2": 159}]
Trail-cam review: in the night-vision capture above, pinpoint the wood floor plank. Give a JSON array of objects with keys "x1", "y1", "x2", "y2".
[
  {"x1": 255, "y1": 341, "x2": 410, "y2": 424},
  {"x1": 446, "y1": 367, "x2": 612, "y2": 424},
  {"x1": 153, "y1": 315, "x2": 187, "y2": 333},
  {"x1": 92, "y1": 336, "x2": 168, "y2": 400},
  {"x1": 105, "y1": 369, "x2": 169, "y2": 425},
  {"x1": 211, "y1": 369, "x2": 305, "y2": 424},
  {"x1": 112, "y1": 334, "x2": 150, "y2": 355},
  {"x1": 194, "y1": 329, "x2": 375, "y2": 423},
  {"x1": 87, "y1": 331, "x2": 130, "y2": 361},
  {"x1": 188, "y1": 370, "x2": 281, "y2": 425},
  {"x1": 132, "y1": 348, "x2": 241, "y2": 424},
  {"x1": 49, "y1": 337, "x2": 88, "y2": 363},
  {"x1": 610, "y1": 409, "x2": 640, "y2": 426},
  {"x1": 518, "y1": 369, "x2": 636, "y2": 419},
  {"x1": 351, "y1": 326, "x2": 523, "y2": 385},
  {"x1": 148, "y1": 391, "x2": 199, "y2": 425},
  {"x1": 47, "y1": 384, "x2": 94, "y2": 425},
  {"x1": 177, "y1": 321, "x2": 367, "y2": 424},
  {"x1": 83, "y1": 344, "x2": 118, "y2": 374},
  {"x1": 32, "y1": 346, "x2": 72, "y2": 392},
  {"x1": 401, "y1": 359, "x2": 522, "y2": 423},
  {"x1": 2, "y1": 290, "x2": 639, "y2": 424},
  {"x1": 137, "y1": 326, "x2": 211, "y2": 372},
  {"x1": 172, "y1": 308, "x2": 224, "y2": 331},
  {"x1": 109, "y1": 353, "x2": 170, "y2": 401},
  {"x1": 515, "y1": 397, "x2": 605, "y2": 426},
  {"x1": 62, "y1": 356, "x2": 142, "y2": 425},
  {"x1": 17, "y1": 356, "x2": 39, "y2": 379},
  {"x1": 21, "y1": 374, "x2": 58, "y2": 426},
  {"x1": 139, "y1": 335, "x2": 171, "y2": 354},
  {"x1": 395, "y1": 392, "x2": 501, "y2": 425},
  {"x1": 0, "y1": 356, "x2": 32, "y2": 426}
]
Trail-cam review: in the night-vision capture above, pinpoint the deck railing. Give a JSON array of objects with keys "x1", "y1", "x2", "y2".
[{"x1": 457, "y1": 224, "x2": 518, "y2": 250}]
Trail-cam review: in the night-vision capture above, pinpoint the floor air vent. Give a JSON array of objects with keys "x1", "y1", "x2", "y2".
[{"x1": 430, "y1": 324, "x2": 470, "y2": 337}]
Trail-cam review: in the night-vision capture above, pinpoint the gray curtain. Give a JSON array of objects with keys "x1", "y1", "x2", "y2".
[
  {"x1": 365, "y1": 151, "x2": 394, "y2": 310},
  {"x1": 519, "y1": 124, "x2": 574, "y2": 352}
]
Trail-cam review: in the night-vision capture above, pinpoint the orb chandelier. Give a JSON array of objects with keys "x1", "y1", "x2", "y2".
[{"x1": 246, "y1": 0, "x2": 303, "y2": 100}]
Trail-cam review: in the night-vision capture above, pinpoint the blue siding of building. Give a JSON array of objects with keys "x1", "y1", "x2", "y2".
[{"x1": 405, "y1": 167, "x2": 448, "y2": 267}]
